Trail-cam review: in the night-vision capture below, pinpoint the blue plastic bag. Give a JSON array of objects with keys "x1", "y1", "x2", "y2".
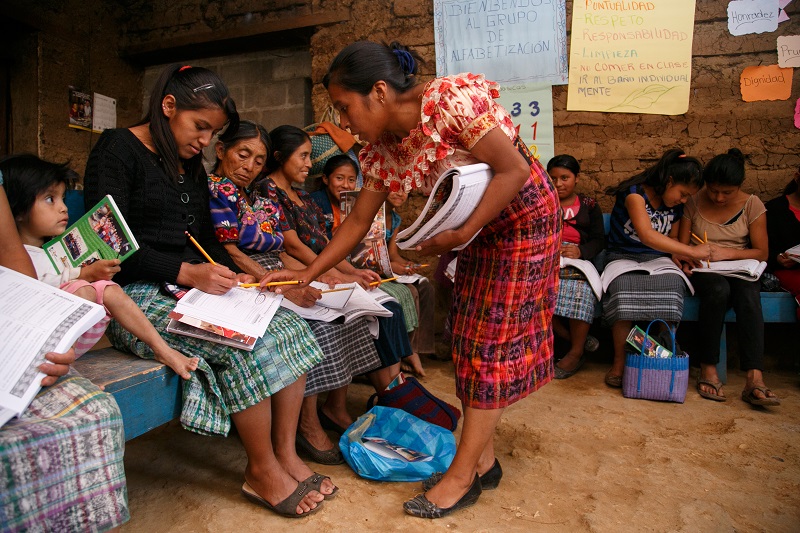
[{"x1": 339, "y1": 406, "x2": 456, "y2": 482}]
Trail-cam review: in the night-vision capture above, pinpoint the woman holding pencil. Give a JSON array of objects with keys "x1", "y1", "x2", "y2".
[
  {"x1": 207, "y1": 120, "x2": 384, "y2": 464},
  {"x1": 263, "y1": 41, "x2": 561, "y2": 518},
  {"x1": 84, "y1": 64, "x2": 335, "y2": 517},
  {"x1": 678, "y1": 149, "x2": 779, "y2": 406}
]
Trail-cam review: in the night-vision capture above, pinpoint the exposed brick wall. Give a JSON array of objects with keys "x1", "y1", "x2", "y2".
[{"x1": 142, "y1": 48, "x2": 312, "y2": 134}]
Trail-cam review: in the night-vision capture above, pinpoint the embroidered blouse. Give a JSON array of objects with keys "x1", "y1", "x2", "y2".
[
  {"x1": 255, "y1": 177, "x2": 329, "y2": 255},
  {"x1": 359, "y1": 73, "x2": 517, "y2": 195},
  {"x1": 208, "y1": 174, "x2": 287, "y2": 253}
]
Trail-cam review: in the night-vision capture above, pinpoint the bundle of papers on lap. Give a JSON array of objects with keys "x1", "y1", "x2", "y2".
[
  {"x1": 168, "y1": 287, "x2": 282, "y2": 350},
  {"x1": 690, "y1": 259, "x2": 767, "y2": 281},
  {"x1": 0, "y1": 266, "x2": 106, "y2": 427}
]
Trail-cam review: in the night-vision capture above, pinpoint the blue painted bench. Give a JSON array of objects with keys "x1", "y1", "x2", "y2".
[{"x1": 599, "y1": 214, "x2": 797, "y2": 383}]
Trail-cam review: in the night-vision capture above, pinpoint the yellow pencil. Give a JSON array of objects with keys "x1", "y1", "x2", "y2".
[
  {"x1": 691, "y1": 232, "x2": 705, "y2": 244},
  {"x1": 370, "y1": 277, "x2": 397, "y2": 286},
  {"x1": 321, "y1": 287, "x2": 353, "y2": 294},
  {"x1": 185, "y1": 231, "x2": 216, "y2": 265},
  {"x1": 704, "y1": 230, "x2": 710, "y2": 269},
  {"x1": 238, "y1": 280, "x2": 304, "y2": 288},
  {"x1": 416, "y1": 263, "x2": 430, "y2": 268}
]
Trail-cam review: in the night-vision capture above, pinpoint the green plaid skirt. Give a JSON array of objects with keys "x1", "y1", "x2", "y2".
[
  {"x1": 108, "y1": 282, "x2": 323, "y2": 436},
  {"x1": 377, "y1": 281, "x2": 418, "y2": 332}
]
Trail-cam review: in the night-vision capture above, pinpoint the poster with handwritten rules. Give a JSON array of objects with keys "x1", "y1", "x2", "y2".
[
  {"x1": 433, "y1": 0, "x2": 569, "y2": 85},
  {"x1": 567, "y1": 1, "x2": 696, "y2": 115}
]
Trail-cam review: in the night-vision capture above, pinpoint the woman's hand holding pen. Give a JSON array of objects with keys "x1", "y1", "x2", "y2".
[
  {"x1": 177, "y1": 262, "x2": 238, "y2": 295},
  {"x1": 689, "y1": 243, "x2": 712, "y2": 263},
  {"x1": 260, "y1": 268, "x2": 310, "y2": 291}
]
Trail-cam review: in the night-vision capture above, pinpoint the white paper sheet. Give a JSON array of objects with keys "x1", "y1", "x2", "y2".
[
  {"x1": 173, "y1": 287, "x2": 282, "y2": 339},
  {"x1": 0, "y1": 267, "x2": 105, "y2": 423}
]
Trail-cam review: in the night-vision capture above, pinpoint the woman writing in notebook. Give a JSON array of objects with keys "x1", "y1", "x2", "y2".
[
  {"x1": 84, "y1": 65, "x2": 333, "y2": 517},
  {"x1": 678, "y1": 149, "x2": 778, "y2": 406},
  {"x1": 263, "y1": 41, "x2": 561, "y2": 518},
  {"x1": 603, "y1": 148, "x2": 710, "y2": 388}
]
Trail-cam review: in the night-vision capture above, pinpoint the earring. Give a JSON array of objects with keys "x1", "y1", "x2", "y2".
[{"x1": 380, "y1": 96, "x2": 385, "y2": 105}]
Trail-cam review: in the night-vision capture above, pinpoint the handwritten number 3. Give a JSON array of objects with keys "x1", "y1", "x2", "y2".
[{"x1": 510, "y1": 101, "x2": 540, "y2": 118}]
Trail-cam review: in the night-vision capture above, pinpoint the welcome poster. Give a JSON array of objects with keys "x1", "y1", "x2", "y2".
[{"x1": 567, "y1": 0, "x2": 696, "y2": 115}]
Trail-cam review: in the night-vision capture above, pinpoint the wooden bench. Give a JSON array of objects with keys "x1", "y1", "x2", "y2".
[
  {"x1": 600, "y1": 214, "x2": 797, "y2": 384},
  {"x1": 73, "y1": 348, "x2": 181, "y2": 441}
]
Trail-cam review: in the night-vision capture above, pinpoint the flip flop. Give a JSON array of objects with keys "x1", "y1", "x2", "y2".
[
  {"x1": 741, "y1": 386, "x2": 781, "y2": 407},
  {"x1": 241, "y1": 481, "x2": 323, "y2": 518},
  {"x1": 696, "y1": 379, "x2": 726, "y2": 402},
  {"x1": 303, "y1": 472, "x2": 338, "y2": 500}
]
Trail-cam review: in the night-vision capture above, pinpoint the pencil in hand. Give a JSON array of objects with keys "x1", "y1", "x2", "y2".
[
  {"x1": 238, "y1": 280, "x2": 304, "y2": 288},
  {"x1": 185, "y1": 231, "x2": 216, "y2": 265},
  {"x1": 369, "y1": 277, "x2": 397, "y2": 286}
]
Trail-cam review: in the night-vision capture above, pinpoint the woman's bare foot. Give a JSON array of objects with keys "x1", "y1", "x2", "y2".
[
  {"x1": 153, "y1": 347, "x2": 198, "y2": 380},
  {"x1": 401, "y1": 353, "x2": 426, "y2": 377},
  {"x1": 245, "y1": 463, "x2": 323, "y2": 515}
]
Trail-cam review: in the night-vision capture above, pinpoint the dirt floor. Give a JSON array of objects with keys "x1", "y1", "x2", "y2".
[{"x1": 119, "y1": 350, "x2": 800, "y2": 533}]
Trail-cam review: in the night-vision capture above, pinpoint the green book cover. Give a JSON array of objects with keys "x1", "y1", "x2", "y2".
[{"x1": 44, "y1": 194, "x2": 139, "y2": 274}]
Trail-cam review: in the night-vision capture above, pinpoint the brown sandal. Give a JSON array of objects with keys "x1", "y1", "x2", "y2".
[
  {"x1": 741, "y1": 386, "x2": 780, "y2": 406},
  {"x1": 696, "y1": 379, "x2": 726, "y2": 402}
]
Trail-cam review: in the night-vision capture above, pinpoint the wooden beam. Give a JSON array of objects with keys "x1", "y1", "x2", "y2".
[{"x1": 121, "y1": 10, "x2": 349, "y2": 61}]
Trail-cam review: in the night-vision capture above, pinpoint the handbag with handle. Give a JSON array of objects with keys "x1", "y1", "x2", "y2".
[{"x1": 622, "y1": 319, "x2": 689, "y2": 403}]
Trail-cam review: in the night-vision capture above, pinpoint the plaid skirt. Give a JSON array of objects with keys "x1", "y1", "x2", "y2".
[
  {"x1": 602, "y1": 252, "x2": 686, "y2": 324},
  {"x1": 375, "y1": 281, "x2": 418, "y2": 332},
  {"x1": 0, "y1": 375, "x2": 129, "y2": 532},
  {"x1": 108, "y1": 282, "x2": 323, "y2": 436},
  {"x1": 452, "y1": 166, "x2": 561, "y2": 409},
  {"x1": 251, "y1": 252, "x2": 382, "y2": 395},
  {"x1": 554, "y1": 270, "x2": 597, "y2": 324}
]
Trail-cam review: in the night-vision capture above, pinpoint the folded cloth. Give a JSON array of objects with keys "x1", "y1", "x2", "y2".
[
  {"x1": 367, "y1": 376, "x2": 461, "y2": 431},
  {"x1": 312, "y1": 122, "x2": 357, "y2": 153}
]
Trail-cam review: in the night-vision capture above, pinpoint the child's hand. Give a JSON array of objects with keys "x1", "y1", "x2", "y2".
[
  {"x1": 80, "y1": 259, "x2": 121, "y2": 281},
  {"x1": 392, "y1": 260, "x2": 417, "y2": 274}
]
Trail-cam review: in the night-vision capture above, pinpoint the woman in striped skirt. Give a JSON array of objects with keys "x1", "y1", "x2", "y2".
[
  {"x1": 547, "y1": 155, "x2": 605, "y2": 379},
  {"x1": 602, "y1": 149, "x2": 710, "y2": 388}
]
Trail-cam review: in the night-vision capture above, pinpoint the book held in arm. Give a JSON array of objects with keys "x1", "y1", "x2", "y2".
[
  {"x1": 44, "y1": 194, "x2": 139, "y2": 275},
  {"x1": 396, "y1": 163, "x2": 493, "y2": 251},
  {"x1": 560, "y1": 256, "x2": 603, "y2": 299},
  {"x1": 0, "y1": 266, "x2": 106, "y2": 428},
  {"x1": 690, "y1": 259, "x2": 767, "y2": 281},
  {"x1": 783, "y1": 244, "x2": 800, "y2": 264}
]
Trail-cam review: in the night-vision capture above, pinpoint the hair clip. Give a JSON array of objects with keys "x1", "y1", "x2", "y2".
[
  {"x1": 192, "y1": 83, "x2": 215, "y2": 93},
  {"x1": 392, "y1": 48, "x2": 416, "y2": 75},
  {"x1": 179, "y1": 65, "x2": 192, "y2": 72}
]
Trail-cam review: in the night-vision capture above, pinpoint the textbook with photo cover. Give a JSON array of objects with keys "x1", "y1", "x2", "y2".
[
  {"x1": 341, "y1": 191, "x2": 393, "y2": 278},
  {"x1": 44, "y1": 194, "x2": 139, "y2": 275},
  {"x1": 396, "y1": 163, "x2": 493, "y2": 251},
  {"x1": 166, "y1": 311, "x2": 256, "y2": 351}
]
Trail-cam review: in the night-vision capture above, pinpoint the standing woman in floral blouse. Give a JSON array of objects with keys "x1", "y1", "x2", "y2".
[{"x1": 263, "y1": 41, "x2": 561, "y2": 518}]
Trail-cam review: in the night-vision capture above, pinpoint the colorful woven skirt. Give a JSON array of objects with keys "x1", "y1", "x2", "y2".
[
  {"x1": 451, "y1": 168, "x2": 561, "y2": 409},
  {"x1": 554, "y1": 269, "x2": 597, "y2": 324},
  {"x1": 0, "y1": 375, "x2": 129, "y2": 532},
  {"x1": 108, "y1": 282, "x2": 323, "y2": 436}
]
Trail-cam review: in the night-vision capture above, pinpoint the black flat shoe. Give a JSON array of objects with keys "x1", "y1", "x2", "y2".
[
  {"x1": 295, "y1": 432, "x2": 345, "y2": 465},
  {"x1": 422, "y1": 459, "x2": 503, "y2": 491},
  {"x1": 404, "y1": 474, "x2": 482, "y2": 519},
  {"x1": 317, "y1": 407, "x2": 348, "y2": 435}
]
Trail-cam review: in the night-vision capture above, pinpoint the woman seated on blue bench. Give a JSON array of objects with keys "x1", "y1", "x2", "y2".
[
  {"x1": 766, "y1": 168, "x2": 800, "y2": 320},
  {"x1": 678, "y1": 149, "x2": 779, "y2": 406},
  {"x1": 547, "y1": 154, "x2": 605, "y2": 379},
  {"x1": 602, "y1": 148, "x2": 709, "y2": 388}
]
